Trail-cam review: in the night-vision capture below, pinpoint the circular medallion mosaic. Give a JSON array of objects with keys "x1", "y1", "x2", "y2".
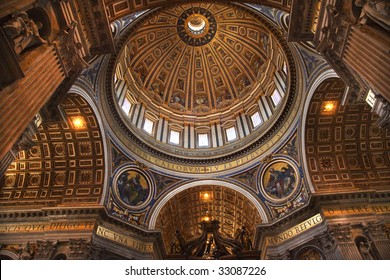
[
  {"x1": 113, "y1": 166, "x2": 153, "y2": 210},
  {"x1": 259, "y1": 159, "x2": 300, "y2": 202},
  {"x1": 177, "y1": 7, "x2": 217, "y2": 46}
]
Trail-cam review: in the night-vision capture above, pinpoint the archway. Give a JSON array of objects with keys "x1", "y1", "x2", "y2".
[{"x1": 148, "y1": 180, "x2": 267, "y2": 253}]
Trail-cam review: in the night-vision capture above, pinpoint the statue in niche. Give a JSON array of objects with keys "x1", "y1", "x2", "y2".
[
  {"x1": 358, "y1": 241, "x2": 374, "y2": 260},
  {"x1": 3, "y1": 12, "x2": 47, "y2": 55},
  {"x1": 355, "y1": 0, "x2": 390, "y2": 31}
]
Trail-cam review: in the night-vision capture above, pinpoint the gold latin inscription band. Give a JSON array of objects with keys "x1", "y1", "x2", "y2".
[
  {"x1": 322, "y1": 203, "x2": 390, "y2": 217},
  {"x1": 266, "y1": 213, "x2": 323, "y2": 246},
  {"x1": 0, "y1": 220, "x2": 96, "y2": 234},
  {"x1": 96, "y1": 225, "x2": 153, "y2": 253}
]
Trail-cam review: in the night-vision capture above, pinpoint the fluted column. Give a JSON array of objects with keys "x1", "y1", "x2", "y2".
[
  {"x1": 316, "y1": 231, "x2": 344, "y2": 260},
  {"x1": 343, "y1": 25, "x2": 390, "y2": 101},
  {"x1": 363, "y1": 222, "x2": 390, "y2": 259},
  {"x1": 0, "y1": 45, "x2": 65, "y2": 161},
  {"x1": 316, "y1": 224, "x2": 367, "y2": 260}
]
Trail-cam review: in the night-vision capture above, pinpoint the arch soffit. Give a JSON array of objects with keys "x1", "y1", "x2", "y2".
[
  {"x1": 147, "y1": 179, "x2": 270, "y2": 229},
  {"x1": 69, "y1": 82, "x2": 111, "y2": 205},
  {"x1": 299, "y1": 68, "x2": 339, "y2": 193}
]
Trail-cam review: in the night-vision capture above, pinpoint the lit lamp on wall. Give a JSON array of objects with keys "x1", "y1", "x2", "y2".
[{"x1": 69, "y1": 116, "x2": 87, "y2": 129}]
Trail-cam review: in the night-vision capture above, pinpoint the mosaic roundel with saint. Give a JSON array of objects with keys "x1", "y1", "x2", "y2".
[
  {"x1": 113, "y1": 167, "x2": 152, "y2": 209},
  {"x1": 260, "y1": 159, "x2": 299, "y2": 202}
]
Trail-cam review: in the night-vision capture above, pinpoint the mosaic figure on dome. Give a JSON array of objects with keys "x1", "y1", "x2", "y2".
[
  {"x1": 260, "y1": 33, "x2": 269, "y2": 52},
  {"x1": 170, "y1": 92, "x2": 185, "y2": 106},
  {"x1": 216, "y1": 89, "x2": 231, "y2": 103},
  {"x1": 151, "y1": 82, "x2": 164, "y2": 98},
  {"x1": 237, "y1": 76, "x2": 250, "y2": 95},
  {"x1": 253, "y1": 57, "x2": 264, "y2": 72},
  {"x1": 133, "y1": 65, "x2": 146, "y2": 84}
]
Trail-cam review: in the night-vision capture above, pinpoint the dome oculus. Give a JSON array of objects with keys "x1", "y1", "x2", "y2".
[
  {"x1": 187, "y1": 14, "x2": 207, "y2": 35},
  {"x1": 177, "y1": 7, "x2": 216, "y2": 46}
]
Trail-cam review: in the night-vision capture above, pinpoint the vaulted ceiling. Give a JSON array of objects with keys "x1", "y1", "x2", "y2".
[
  {"x1": 0, "y1": 94, "x2": 105, "y2": 208},
  {"x1": 305, "y1": 78, "x2": 390, "y2": 193},
  {"x1": 155, "y1": 185, "x2": 262, "y2": 251}
]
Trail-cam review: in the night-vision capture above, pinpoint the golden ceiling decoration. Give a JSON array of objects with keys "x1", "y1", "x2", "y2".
[
  {"x1": 0, "y1": 94, "x2": 105, "y2": 208},
  {"x1": 124, "y1": 2, "x2": 277, "y2": 117},
  {"x1": 305, "y1": 78, "x2": 390, "y2": 193},
  {"x1": 155, "y1": 185, "x2": 262, "y2": 252}
]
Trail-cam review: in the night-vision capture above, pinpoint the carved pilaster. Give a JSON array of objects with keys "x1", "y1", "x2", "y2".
[
  {"x1": 316, "y1": 231, "x2": 343, "y2": 259},
  {"x1": 87, "y1": 242, "x2": 127, "y2": 260},
  {"x1": 87, "y1": 243, "x2": 103, "y2": 260},
  {"x1": 363, "y1": 221, "x2": 390, "y2": 259},
  {"x1": 68, "y1": 239, "x2": 90, "y2": 259},
  {"x1": 35, "y1": 240, "x2": 59, "y2": 260},
  {"x1": 0, "y1": 27, "x2": 24, "y2": 88},
  {"x1": 329, "y1": 223, "x2": 353, "y2": 243},
  {"x1": 316, "y1": 224, "x2": 360, "y2": 259}
]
